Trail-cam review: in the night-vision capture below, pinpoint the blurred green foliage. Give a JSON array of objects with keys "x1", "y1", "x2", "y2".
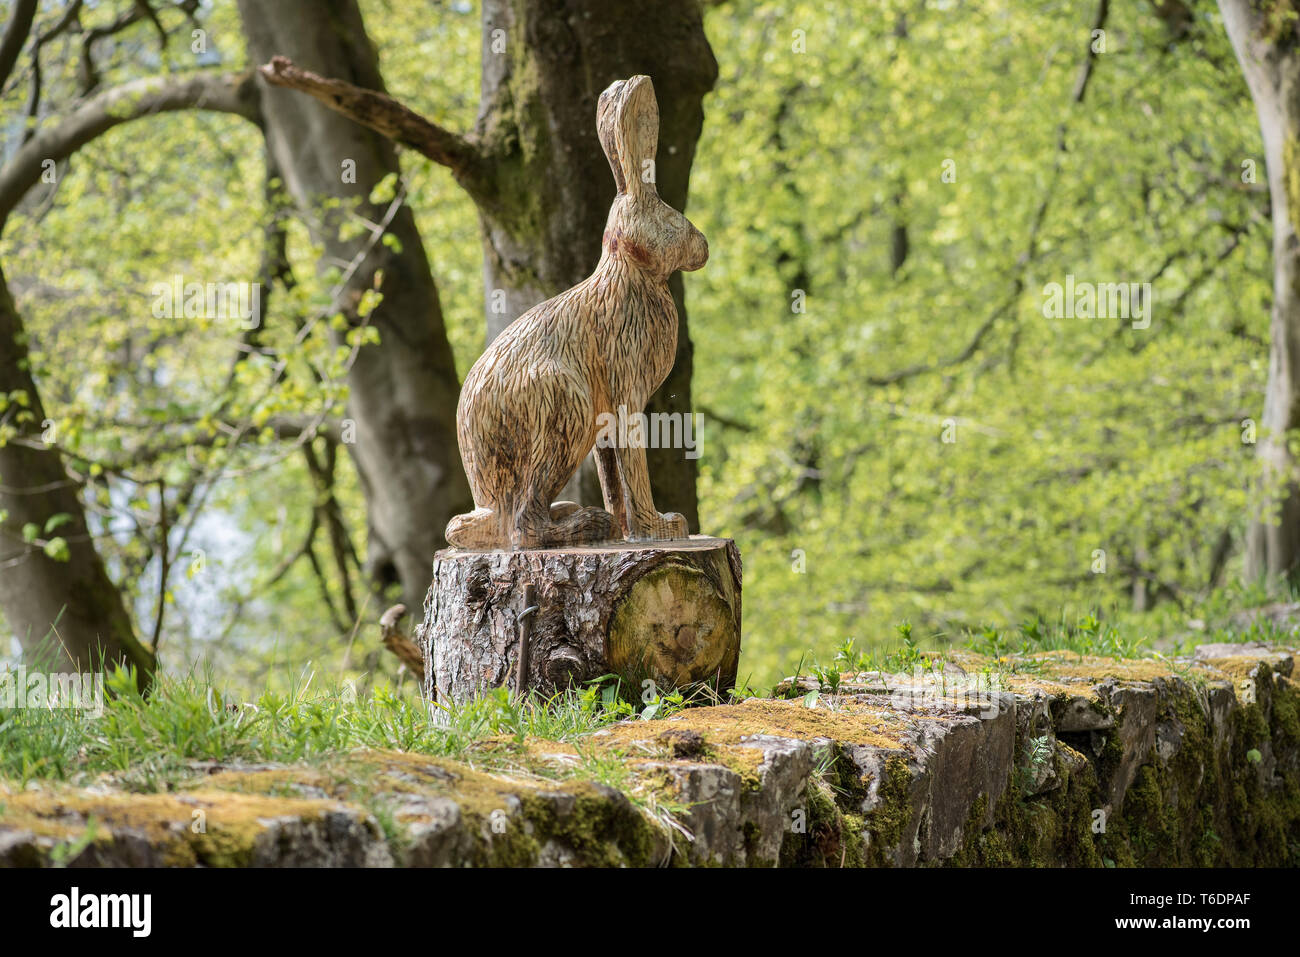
[{"x1": 0, "y1": 0, "x2": 1283, "y2": 692}]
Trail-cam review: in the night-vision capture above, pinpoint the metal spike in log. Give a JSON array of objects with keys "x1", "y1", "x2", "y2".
[{"x1": 515, "y1": 582, "x2": 537, "y2": 696}]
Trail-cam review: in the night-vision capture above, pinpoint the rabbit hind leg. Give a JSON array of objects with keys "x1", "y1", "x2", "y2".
[
  {"x1": 595, "y1": 446, "x2": 630, "y2": 539},
  {"x1": 503, "y1": 371, "x2": 613, "y2": 547}
]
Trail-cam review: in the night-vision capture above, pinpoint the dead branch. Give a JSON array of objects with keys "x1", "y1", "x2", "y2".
[
  {"x1": 379, "y1": 603, "x2": 425, "y2": 683},
  {"x1": 257, "y1": 55, "x2": 488, "y2": 194}
]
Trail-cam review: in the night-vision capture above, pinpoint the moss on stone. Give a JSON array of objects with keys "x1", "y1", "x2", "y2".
[
  {"x1": 777, "y1": 774, "x2": 864, "y2": 868},
  {"x1": 3, "y1": 645, "x2": 1297, "y2": 867},
  {"x1": 0, "y1": 786, "x2": 343, "y2": 867},
  {"x1": 857, "y1": 754, "x2": 914, "y2": 865}
]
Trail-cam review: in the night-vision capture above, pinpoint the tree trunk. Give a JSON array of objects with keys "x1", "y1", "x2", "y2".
[
  {"x1": 0, "y1": 266, "x2": 153, "y2": 688},
  {"x1": 418, "y1": 537, "x2": 741, "y2": 704},
  {"x1": 1220, "y1": 1, "x2": 1300, "y2": 583},
  {"x1": 238, "y1": 0, "x2": 471, "y2": 613},
  {"x1": 474, "y1": 0, "x2": 717, "y2": 527}
]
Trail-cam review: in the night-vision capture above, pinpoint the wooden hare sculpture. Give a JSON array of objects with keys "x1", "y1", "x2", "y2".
[{"x1": 446, "y1": 75, "x2": 708, "y2": 550}]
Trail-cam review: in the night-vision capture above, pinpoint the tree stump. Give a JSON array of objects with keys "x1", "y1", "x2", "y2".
[{"x1": 415, "y1": 537, "x2": 742, "y2": 705}]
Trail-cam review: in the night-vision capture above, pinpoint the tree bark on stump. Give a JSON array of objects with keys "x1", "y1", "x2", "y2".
[{"x1": 416, "y1": 537, "x2": 741, "y2": 704}]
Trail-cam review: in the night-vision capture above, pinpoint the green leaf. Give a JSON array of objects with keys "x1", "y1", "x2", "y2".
[
  {"x1": 43, "y1": 513, "x2": 73, "y2": 535},
  {"x1": 42, "y1": 537, "x2": 70, "y2": 562},
  {"x1": 368, "y1": 172, "x2": 399, "y2": 205}
]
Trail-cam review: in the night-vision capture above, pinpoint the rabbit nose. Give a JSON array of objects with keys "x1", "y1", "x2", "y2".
[{"x1": 691, "y1": 231, "x2": 709, "y2": 270}]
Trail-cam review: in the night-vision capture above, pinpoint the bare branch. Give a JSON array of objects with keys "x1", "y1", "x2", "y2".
[
  {"x1": 258, "y1": 55, "x2": 489, "y2": 193},
  {"x1": 306, "y1": 537, "x2": 349, "y2": 634},
  {"x1": 78, "y1": 3, "x2": 137, "y2": 92},
  {"x1": 133, "y1": 0, "x2": 168, "y2": 54},
  {"x1": 41, "y1": 0, "x2": 85, "y2": 45},
  {"x1": 1069, "y1": 0, "x2": 1110, "y2": 104},
  {"x1": 76, "y1": 0, "x2": 198, "y2": 93},
  {"x1": 0, "y1": 0, "x2": 38, "y2": 90},
  {"x1": 302, "y1": 438, "x2": 359, "y2": 624},
  {"x1": 264, "y1": 512, "x2": 320, "y2": 589},
  {"x1": 379, "y1": 604, "x2": 425, "y2": 683},
  {"x1": 150, "y1": 478, "x2": 170, "y2": 651},
  {"x1": 224, "y1": 153, "x2": 296, "y2": 389},
  {"x1": 867, "y1": 288, "x2": 1019, "y2": 387},
  {"x1": 17, "y1": 0, "x2": 85, "y2": 145}
]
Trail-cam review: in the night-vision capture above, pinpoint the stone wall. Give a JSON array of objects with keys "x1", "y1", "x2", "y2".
[{"x1": 2, "y1": 644, "x2": 1296, "y2": 866}]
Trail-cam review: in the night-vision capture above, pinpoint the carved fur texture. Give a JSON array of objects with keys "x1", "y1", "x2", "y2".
[{"x1": 446, "y1": 75, "x2": 708, "y2": 550}]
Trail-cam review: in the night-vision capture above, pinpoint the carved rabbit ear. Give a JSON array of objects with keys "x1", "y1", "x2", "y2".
[{"x1": 597, "y1": 75, "x2": 659, "y2": 197}]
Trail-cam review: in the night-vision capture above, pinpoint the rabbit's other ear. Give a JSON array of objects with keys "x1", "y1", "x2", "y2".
[{"x1": 597, "y1": 75, "x2": 659, "y2": 197}]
